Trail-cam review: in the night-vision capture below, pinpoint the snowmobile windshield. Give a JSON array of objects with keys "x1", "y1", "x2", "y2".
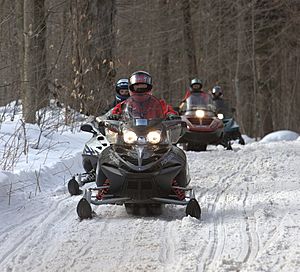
[
  {"x1": 122, "y1": 94, "x2": 165, "y2": 126},
  {"x1": 184, "y1": 93, "x2": 215, "y2": 112}
]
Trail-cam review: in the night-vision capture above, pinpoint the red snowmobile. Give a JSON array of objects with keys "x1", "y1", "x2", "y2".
[{"x1": 178, "y1": 93, "x2": 226, "y2": 151}]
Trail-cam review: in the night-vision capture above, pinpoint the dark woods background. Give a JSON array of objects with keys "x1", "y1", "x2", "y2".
[{"x1": 0, "y1": 0, "x2": 299, "y2": 138}]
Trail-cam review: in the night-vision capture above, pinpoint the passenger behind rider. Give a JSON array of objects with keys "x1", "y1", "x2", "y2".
[
  {"x1": 179, "y1": 78, "x2": 211, "y2": 110},
  {"x1": 103, "y1": 78, "x2": 130, "y2": 112},
  {"x1": 94, "y1": 78, "x2": 130, "y2": 134},
  {"x1": 108, "y1": 70, "x2": 179, "y2": 120}
]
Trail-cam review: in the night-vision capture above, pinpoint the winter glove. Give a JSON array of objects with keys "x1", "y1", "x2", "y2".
[
  {"x1": 107, "y1": 114, "x2": 120, "y2": 120},
  {"x1": 86, "y1": 115, "x2": 96, "y2": 123},
  {"x1": 166, "y1": 114, "x2": 181, "y2": 120}
]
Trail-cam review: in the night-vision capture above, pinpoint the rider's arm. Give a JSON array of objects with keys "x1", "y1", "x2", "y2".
[
  {"x1": 159, "y1": 99, "x2": 177, "y2": 116},
  {"x1": 182, "y1": 90, "x2": 191, "y2": 102},
  {"x1": 111, "y1": 102, "x2": 124, "y2": 115},
  {"x1": 166, "y1": 104, "x2": 178, "y2": 116},
  {"x1": 179, "y1": 90, "x2": 191, "y2": 109},
  {"x1": 160, "y1": 100, "x2": 180, "y2": 120}
]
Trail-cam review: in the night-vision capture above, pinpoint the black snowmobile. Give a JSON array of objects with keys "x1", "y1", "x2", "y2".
[
  {"x1": 70, "y1": 94, "x2": 201, "y2": 219},
  {"x1": 219, "y1": 115, "x2": 245, "y2": 145},
  {"x1": 213, "y1": 99, "x2": 245, "y2": 146}
]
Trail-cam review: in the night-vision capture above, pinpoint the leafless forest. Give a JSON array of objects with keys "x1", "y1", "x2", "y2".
[{"x1": 0, "y1": 0, "x2": 299, "y2": 137}]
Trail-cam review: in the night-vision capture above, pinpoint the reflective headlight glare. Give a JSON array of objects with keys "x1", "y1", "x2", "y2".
[
  {"x1": 217, "y1": 113, "x2": 224, "y2": 120},
  {"x1": 195, "y1": 110, "x2": 205, "y2": 118},
  {"x1": 123, "y1": 130, "x2": 137, "y2": 144},
  {"x1": 146, "y1": 130, "x2": 161, "y2": 144}
]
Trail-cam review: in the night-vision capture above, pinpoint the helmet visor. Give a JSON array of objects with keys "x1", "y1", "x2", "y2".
[
  {"x1": 212, "y1": 87, "x2": 222, "y2": 96},
  {"x1": 131, "y1": 83, "x2": 151, "y2": 93},
  {"x1": 130, "y1": 74, "x2": 152, "y2": 85}
]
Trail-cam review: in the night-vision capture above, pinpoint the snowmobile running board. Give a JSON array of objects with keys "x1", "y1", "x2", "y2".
[
  {"x1": 151, "y1": 197, "x2": 189, "y2": 205},
  {"x1": 91, "y1": 197, "x2": 131, "y2": 205},
  {"x1": 88, "y1": 196, "x2": 189, "y2": 206},
  {"x1": 82, "y1": 187, "x2": 127, "y2": 205},
  {"x1": 72, "y1": 173, "x2": 95, "y2": 186}
]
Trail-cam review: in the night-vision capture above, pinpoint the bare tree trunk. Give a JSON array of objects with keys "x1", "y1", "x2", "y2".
[
  {"x1": 13, "y1": 0, "x2": 23, "y2": 104},
  {"x1": 23, "y1": 0, "x2": 36, "y2": 123},
  {"x1": 34, "y1": 0, "x2": 49, "y2": 112},
  {"x1": 0, "y1": 0, "x2": 9, "y2": 106},
  {"x1": 159, "y1": 0, "x2": 170, "y2": 102},
  {"x1": 234, "y1": 1, "x2": 246, "y2": 134},
  {"x1": 70, "y1": 0, "x2": 83, "y2": 115},
  {"x1": 70, "y1": 0, "x2": 116, "y2": 116},
  {"x1": 95, "y1": 0, "x2": 116, "y2": 112},
  {"x1": 250, "y1": 0, "x2": 259, "y2": 137},
  {"x1": 182, "y1": 0, "x2": 198, "y2": 79},
  {"x1": 22, "y1": 0, "x2": 48, "y2": 123},
  {"x1": 254, "y1": 0, "x2": 283, "y2": 137}
]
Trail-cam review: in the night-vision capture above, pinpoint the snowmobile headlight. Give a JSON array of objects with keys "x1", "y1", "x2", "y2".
[
  {"x1": 146, "y1": 130, "x2": 161, "y2": 144},
  {"x1": 217, "y1": 113, "x2": 224, "y2": 120},
  {"x1": 123, "y1": 130, "x2": 137, "y2": 144},
  {"x1": 195, "y1": 110, "x2": 205, "y2": 118}
]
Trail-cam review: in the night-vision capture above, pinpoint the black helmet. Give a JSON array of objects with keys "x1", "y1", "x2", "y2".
[
  {"x1": 115, "y1": 78, "x2": 129, "y2": 94},
  {"x1": 190, "y1": 78, "x2": 203, "y2": 88},
  {"x1": 212, "y1": 85, "x2": 223, "y2": 98},
  {"x1": 129, "y1": 71, "x2": 152, "y2": 92}
]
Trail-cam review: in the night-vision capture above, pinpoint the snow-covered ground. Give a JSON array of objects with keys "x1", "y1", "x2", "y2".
[{"x1": 0, "y1": 104, "x2": 299, "y2": 272}]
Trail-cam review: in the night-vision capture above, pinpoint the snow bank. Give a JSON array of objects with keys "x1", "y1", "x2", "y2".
[
  {"x1": 241, "y1": 134, "x2": 256, "y2": 144},
  {"x1": 260, "y1": 130, "x2": 299, "y2": 143},
  {"x1": 0, "y1": 102, "x2": 90, "y2": 206}
]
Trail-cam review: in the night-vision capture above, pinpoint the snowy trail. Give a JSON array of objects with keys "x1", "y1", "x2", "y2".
[{"x1": 0, "y1": 141, "x2": 300, "y2": 271}]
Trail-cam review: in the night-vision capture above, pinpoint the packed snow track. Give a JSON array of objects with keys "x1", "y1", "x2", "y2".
[{"x1": 0, "y1": 141, "x2": 299, "y2": 272}]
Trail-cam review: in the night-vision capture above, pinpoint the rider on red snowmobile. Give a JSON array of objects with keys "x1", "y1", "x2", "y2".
[{"x1": 179, "y1": 78, "x2": 211, "y2": 111}]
